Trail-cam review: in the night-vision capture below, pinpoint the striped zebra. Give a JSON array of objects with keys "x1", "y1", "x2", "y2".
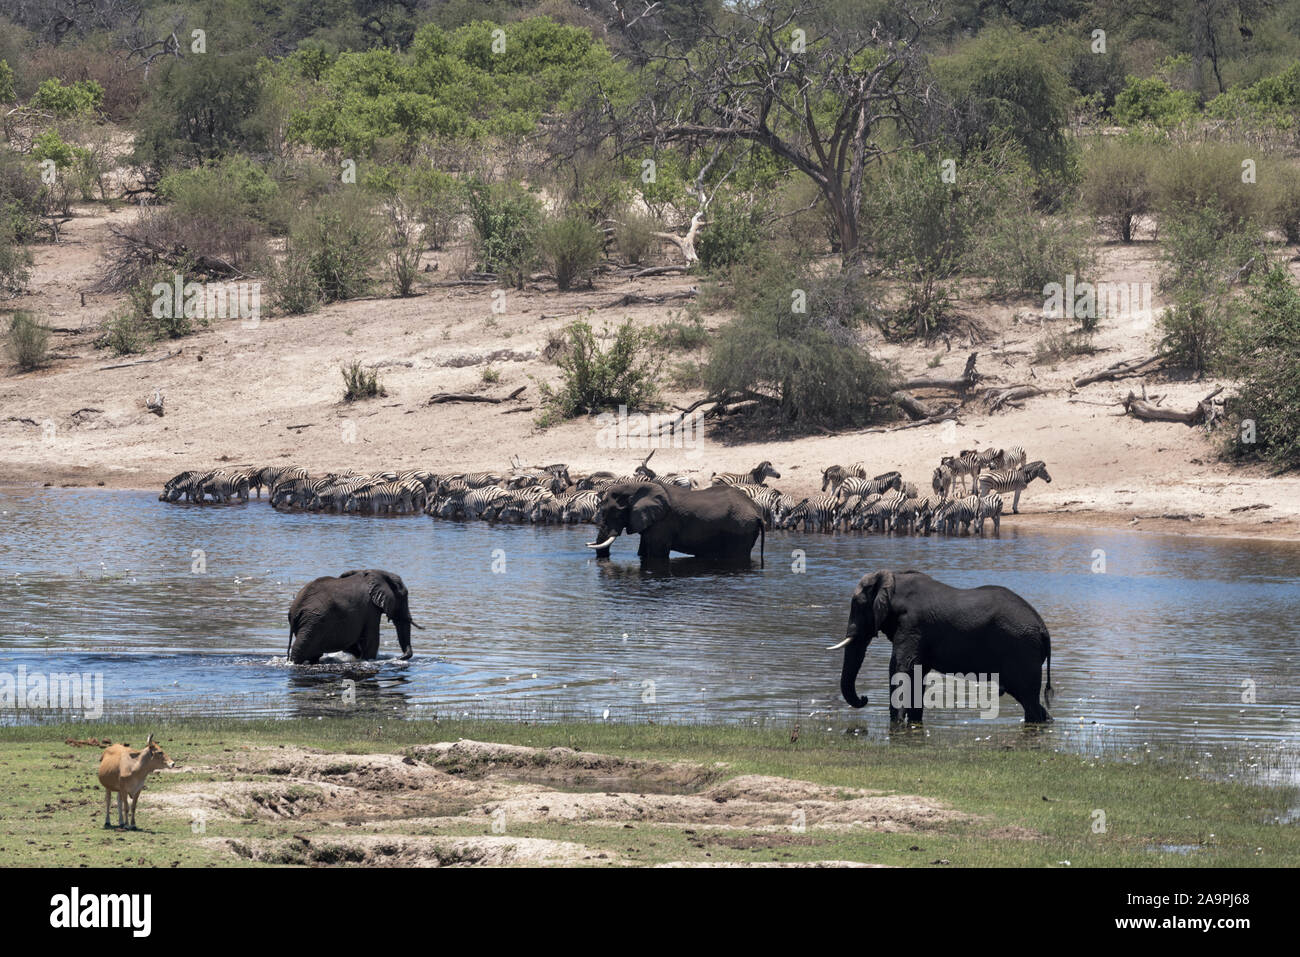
[
  {"x1": 932, "y1": 463, "x2": 956, "y2": 497},
  {"x1": 446, "y1": 472, "x2": 504, "y2": 490},
  {"x1": 732, "y1": 485, "x2": 783, "y2": 527},
  {"x1": 712, "y1": 461, "x2": 781, "y2": 487},
  {"x1": 820, "y1": 463, "x2": 866, "y2": 492},
  {"x1": 942, "y1": 451, "x2": 982, "y2": 494},
  {"x1": 784, "y1": 494, "x2": 838, "y2": 532},
  {"x1": 198, "y1": 469, "x2": 249, "y2": 503},
  {"x1": 878, "y1": 490, "x2": 912, "y2": 533},
  {"x1": 990, "y1": 446, "x2": 1028, "y2": 470},
  {"x1": 370, "y1": 479, "x2": 425, "y2": 514},
  {"x1": 835, "y1": 472, "x2": 902, "y2": 503},
  {"x1": 914, "y1": 493, "x2": 946, "y2": 534},
  {"x1": 159, "y1": 471, "x2": 198, "y2": 502},
  {"x1": 975, "y1": 492, "x2": 1004, "y2": 535},
  {"x1": 978, "y1": 460, "x2": 1051, "y2": 514},
  {"x1": 933, "y1": 495, "x2": 981, "y2": 535},
  {"x1": 460, "y1": 486, "x2": 509, "y2": 519},
  {"x1": 270, "y1": 477, "x2": 319, "y2": 510},
  {"x1": 561, "y1": 490, "x2": 602, "y2": 524}
]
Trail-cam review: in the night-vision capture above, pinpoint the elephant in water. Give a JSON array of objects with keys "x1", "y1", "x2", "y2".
[
  {"x1": 586, "y1": 481, "x2": 764, "y2": 565},
  {"x1": 287, "y1": 569, "x2": 422, "y2": 664},
  {"x1": 830, "y1": 569, "x2": 1053, "y2": 723}
]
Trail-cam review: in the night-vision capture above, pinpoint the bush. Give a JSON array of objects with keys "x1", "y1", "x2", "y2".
[
  {"x1": 696, "y1": 201, "x2": 762, "y2": 271},
  {"x1": 655, "y1": 313, "x2": 709, "y2": 351},
  {"x1": 134, "y1": 51, "x2": 266, "y2": 168},
  {"x1": 972, "y1": 200, "x2": 1095, "y2": 299},
  {"x1": 467, "y1": 181, "x2": 542, "y2": 287},
  {"x1": 1266, "y1": 160, "x2": 1300, "y2": 244},
  {"x1": 538, "y1": 214, "x2": 603, "y2": 290},
  {"x1": 1081, "y1": 139, "x2": 1156, "y2": 243},
  {"x1": 342, "y1": 360, "x2": 386, "y2": 401},
  {"x1": 1224, "y1": 266, "x2": 1300, "y2": 469},
  {"x1": 1152, "y1": 143, "x2": 1262, "y2": 234},
  {"x1": 0, "y1": 226, "x2": 32, "y2": 295},
  {"x1": 270, "y1": 248, "x2": 323, "y2": 315},
  {"x1": 363, "y1": 165, "x2": 466, "y2": 250},
  {"x1": 1158, "y1": 292, "x2": 1235, "y2": 377},
  {"x1": 4, "y1": 310, "x2": 49, "y2": 370},
  {"x1": 30, "y1": 77, "x2": 103, "y2": 117},
  {"x1": 1032, "y1": 326, "x2": 1097, "y2": 366},
  {"x1": 290, "y1": 192, "x2": 382, "y2": 302},
  {"x1": 702, "y1": 258, "x2": 894, "y2": 427},
  {"x1": 1112, "y1": 75, "x2": 1198, "y2": 128},
  {"x1": 0, "y1": 150, "x2": 44, "y2": 243},
  {"x1": 95, "y1": 310, "x2": 146, "y2": 356},
  {"x1": 615, "y1": 209, "x2": 659, "y2": 265},
  {"x1": 539, "y1": 319, "x2": 662, "y2": 419},
  {"x1": 1160, "y1": 206, "x2": 1264, "y2": 297},
  {"x1": 154, "y1": 158, "x2": 274, "y2": 269}
]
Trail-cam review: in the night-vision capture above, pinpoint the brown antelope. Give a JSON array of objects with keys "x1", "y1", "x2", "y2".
[{"x1": 97, "y1": 734, "x2": 175, "y2": 830}]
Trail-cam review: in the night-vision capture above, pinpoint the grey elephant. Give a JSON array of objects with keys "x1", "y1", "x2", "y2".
[
  {"x1": 586, "y1": 481, "x2": 765, "y2": 565},
  {"x1": 287, "y1": 569, "x2": 422, "y2": 664},
  {"x1": 829, "y1": 569, "x2": 1053, "y2": 722}
]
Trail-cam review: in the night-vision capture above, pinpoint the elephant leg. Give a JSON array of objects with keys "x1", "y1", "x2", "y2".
[
  {"x1": 357, "y1": 614, "x2": 381, "y2": 659},
  {"x1": 1005, "y1": 672, "x2": 1050, "y2": 723},
  {"x1": 888, "y1": 650, "x2": 903, "y2": 722}
]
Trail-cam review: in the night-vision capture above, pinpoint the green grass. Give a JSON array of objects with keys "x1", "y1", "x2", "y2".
[{"x1": 2, "y1": 718, "x2": 1294, "y2": 868}]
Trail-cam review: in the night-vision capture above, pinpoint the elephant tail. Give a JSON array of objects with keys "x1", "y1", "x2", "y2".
[{"x1": 759, "y1": 521, "x2": 765, "y2": 568}]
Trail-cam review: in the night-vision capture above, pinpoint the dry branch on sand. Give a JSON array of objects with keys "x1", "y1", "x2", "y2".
[
  {"x1": 1121, "y1": 386, "x2": 1223, "y2": 427},
  {"x1": 1073, "y1": 354, "x2": 1166, "y2": 389},
  {"x1": 427, "y1": 386, "x2": 526, "y2": 405}
]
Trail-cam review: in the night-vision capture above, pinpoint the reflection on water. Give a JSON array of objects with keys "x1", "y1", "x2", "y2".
[{"x1": 1, "y1": 489, "x2": 1297, "y2": 766}]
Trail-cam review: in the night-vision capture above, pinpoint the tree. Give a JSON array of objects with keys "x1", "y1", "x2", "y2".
[{"x1": 620, "y1": 0, "x2": 941, "y2": 263}]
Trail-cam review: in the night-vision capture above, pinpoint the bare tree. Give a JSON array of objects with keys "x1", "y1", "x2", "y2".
[{"x1": 618, "y1": 0, "x2": 944, "y2": 263}]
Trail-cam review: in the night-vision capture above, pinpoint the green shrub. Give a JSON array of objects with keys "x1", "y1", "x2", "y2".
[
  {"x1": 1152, "y1": 143, "x2": 1262, "y2": 234},
  {"x1": 4, "y1": 311, "x2": 49, "y2": 370},
  {"x1": 467, "y1": 181, "x2": 542, "y2": 287},
  {"x1": 696, "y1": 201, "x2": 762, "y2": 271},
  {"x1": 702, "y1": 258, "x2": 894, "y2": 427},
  {"x1": 1266, "y1": 160, "x2": 1300, "y2": 244},
  {"x1": 1032, "y1": 326, "x2": 1097, "y2": 366},
  {"x1": 1224, "y1": 266, "x2": 1300, "y2": 469},
  {"x1": 615, "y1": 209, "x2": 659, "y2": 265},
  {"x1": 290, "y1": 192, "x2": 382, "y2": 302},
  {"x1": 154, "y1": 157, "x2": 273, "y2": 269},
  {"x1": 539, "y1": 319, "x2": 662, "y2": 420},
  {"x1": 342, "y1": 360, "x2": 386, "y2": 401},
  {"x1": 1112, "y1": 76, "x2": 1198, "y2": 128},
  {"x1": 134, "y1": 51, "x2": 266, "y2": 168},
  {"x1": 0, "y1": 60, "x2": 15, "y2": 104},
  {"x1": 31, "y1": 77, "x2": 103, "y2": 117},
  {"x1": 1081, "y1": 139, "x2": 1156, "y2": 243},
  {"x1": 95, "y1": 311, "x2": 146, "y2": 357},
  {"x1": 1158, "y1": 292, "x2": 1235, "y2": 377},
  {"x1": 0, "y1": 151, "x2": 46, "y2": 242},
  {"x1": 363, "y1": 165, "x2": 466, "y2": 250},
  {"x1": 538, "y1": 214, "x2": 603, "y2": 290},
  {"x1": 972, "y1": 201, "x2": 1095, "y2": 299},
  {"x1": 655, "y1": 313, "x2": 709, "y2": 351},
  {"x1": 271, "y1": 248, "x2": 323, "y2": 315},
  {"x1": 0, "y1": 226, "x2": 32, "y2": 295},
  {"x1": 1160, "y1": 206, "x2": 1264, "y2": 296}
]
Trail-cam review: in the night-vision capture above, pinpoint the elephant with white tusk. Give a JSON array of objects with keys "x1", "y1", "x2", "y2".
[
  {"x1": 586, "y1": 481, "x2": 765, "y2": 565},
  {"x1": 287, "y1": 569, "x2": 423, "y2": 664},
  {"x1": 832, "y1": 569, "x2": 1053, "y2": 723}
]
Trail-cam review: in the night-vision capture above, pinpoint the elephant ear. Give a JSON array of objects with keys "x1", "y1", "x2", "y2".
[
  {"x1": 366, "y1": 571, "x2": 402, "y2": 620},
  {"x1": 628, "y1": 485, "x2": 669, "y2": 533},
  {"x1": 872, "y1": 570, "x2": 895, "y2": 628}
]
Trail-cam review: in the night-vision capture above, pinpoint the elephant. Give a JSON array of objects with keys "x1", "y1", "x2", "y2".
[
  {"x1": 286, "y1": 569, "x2": 422, "y2": 664},
  {"x1": 829, "y1": 569, "x2": 1053, "y2": 723},
  {"x1": 586, "y1": 481, "x2": 765, "y2": 565}
]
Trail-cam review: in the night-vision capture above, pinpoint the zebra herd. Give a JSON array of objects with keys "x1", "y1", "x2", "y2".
[{"x1": 158, "y1": 447, "x2": 1051, "y2": 538}]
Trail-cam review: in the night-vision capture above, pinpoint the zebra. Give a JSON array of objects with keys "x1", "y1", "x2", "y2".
[
  {"x1": 914, "y1": 493, "x2": 946, "y2": 534},
  {"x1": 878, "y1": 490, "x2": 912, "y2": 533},
  {"x1": 975, "y1": 492, "x2": 1004, "y2": 535},
  {"x1": 784, "y1": 494, "x2": 838, "y2": 532},
  {"x1": 732, "y1": 484, "x2": 783, "y2": 527},
  {"x1": 159, "y1": 471, "x2": 198, "y2": 502},
  {"x1": 990, "y1": 446, "x2": 1028, "y2": 470},
  {"x1": 712, "y1": 461, "x2": 781, "y2": 487},
  {"x1": 561, "y1": 490, "x2": 602, "y2": 524},
  {"x1": 460, "y1": 486, "x2": 509, "y2": 519},
  {"x1": 835, "y1": 472, "x2": 902, "y2": 504},
  {"x1": 198, "y1": 469, "x2": 249, "y2": 504},
  {"x1": 942, "y1": 451, "x2": 982, "y2": 494},
  {"x1": 978, "y1": 460, "x2": 1051, "y2": 514},
  {"x1": 932, "y1": 463, "x2": 956, "y2": 497},
  {"x1": 933, "y1": 495, "x2": 981, "y2": 535},
  {"x1": 820, "y1": 463, "x2": 866, "y2": 492},
  {"x1": 446, "y1": 472, "x2": 504, "y2": 490}
]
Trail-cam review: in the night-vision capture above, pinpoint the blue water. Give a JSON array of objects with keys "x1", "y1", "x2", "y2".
[{"x1": 0, "y1": 488, "x2": 1296, "y2": 769}]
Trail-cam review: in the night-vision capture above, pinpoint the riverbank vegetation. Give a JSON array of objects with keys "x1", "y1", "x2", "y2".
[
  {"x1": 3, "y1": 0, "x2": 1300, "y2": 460},
  {"x1": 1, "y1": 717, "x2": 1293, "y2": 867}
]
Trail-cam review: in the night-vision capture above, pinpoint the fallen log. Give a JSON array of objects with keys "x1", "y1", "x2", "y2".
[
  {"x1": 897, "y1": 352, "x2": 984, "y2": 394},
  {"x1": 600, "y1": 289, "x2": 697, "y2": 309},
  {"x1": 1121, "y1": 387, "x2": 1223, "y2": 426},
  {"x1": 500, "y1": 405, "x2": 534, "y2": 414},
  {"x1": 97, "y1": 349, "x2": 182, "y2": 371},
  {"x1": 859, "y1": 411, "x2": 960, "y2": 434},
  {"x1": 1074, "y1": 354, "x2": 1165, "y2": 388},
  {"x1": 629, "y1": 265, "x2": 690, "y2": 278},
  {"x1": 891, "y1": 390, "x2": 935, "y2": 421},
  {"x1": 983, "y1": 385, "x2": 1046, "y2": 412},
  {"x1": 427, "y1": 385, "x2": 526, "y2": 405}
]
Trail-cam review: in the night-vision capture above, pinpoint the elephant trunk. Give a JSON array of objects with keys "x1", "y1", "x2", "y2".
[
  {"x1": 836, "y1": 604, "x2": 874, "y2": 709},
  {"x1": 395, "y1": 618, "x2": 413, "y2": 660},
  {"x1": 586, "y1": 525, "x2": 618, "y2": 557}
]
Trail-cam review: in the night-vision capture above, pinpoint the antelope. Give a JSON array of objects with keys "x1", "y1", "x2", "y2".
[{"x1": 97, "y1": 734, "x2": 175, "y2": 830}]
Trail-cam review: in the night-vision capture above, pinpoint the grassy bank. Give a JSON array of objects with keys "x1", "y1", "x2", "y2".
[{"x1": 1, "y1": 718, "x2": 1294, "y2": 867}]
